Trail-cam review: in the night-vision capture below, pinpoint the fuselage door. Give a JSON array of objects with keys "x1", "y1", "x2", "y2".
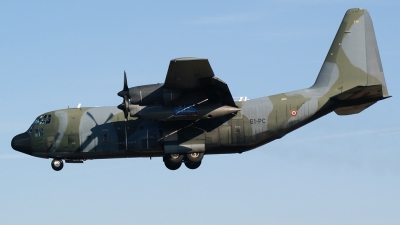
[
  {"x1": 232, "y1": 119, "x2": 244, "y2": 144},
  {"x1": 68, "y1": 134, "x2": 80, "y2": 152}
]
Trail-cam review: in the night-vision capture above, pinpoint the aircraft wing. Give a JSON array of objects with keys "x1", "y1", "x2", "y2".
[{"x1": 164, "y1": 57, "x2": 236, "y2": 107}]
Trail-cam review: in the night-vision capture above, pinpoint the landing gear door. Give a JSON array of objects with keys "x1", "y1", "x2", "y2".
[
  {"x1": 164, "y1": 140, "x2": 205, "y2": 154},
  {"x1": 163, "y1": 127, "x2": 205, "y2": 154}
]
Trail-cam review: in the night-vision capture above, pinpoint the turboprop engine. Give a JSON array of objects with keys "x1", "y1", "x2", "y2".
[
  {"x1": 117, "y1": 72, "x2": 240, "y2": 121},
  {"x1": 128, "y1": 84, "x2": 182, "y2": 106},
  {"x1": 117, "y1": 72, "x2": 183, "y2": 119}
]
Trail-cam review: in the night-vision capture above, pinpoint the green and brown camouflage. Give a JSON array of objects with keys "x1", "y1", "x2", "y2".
[{"x1": 11, "y1": 9, "x2": 390, "y2": 170}]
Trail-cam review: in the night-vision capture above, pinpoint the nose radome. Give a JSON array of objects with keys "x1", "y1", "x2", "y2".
[{"x1": 11, "y1": 133, "x2": 32, "y2": 155}]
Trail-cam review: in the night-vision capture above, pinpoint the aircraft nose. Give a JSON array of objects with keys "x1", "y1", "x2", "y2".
[{"x1": 11, "y1": 133, "x2": 32, "y2": 155}]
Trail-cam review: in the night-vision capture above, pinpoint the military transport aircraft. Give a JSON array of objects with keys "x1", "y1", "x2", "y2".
[{"x1": 11, "y1": 9, "x2": 390, "y2": 171}]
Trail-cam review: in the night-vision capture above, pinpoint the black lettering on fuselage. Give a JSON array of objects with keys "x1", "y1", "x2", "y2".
[{"x1": 250, "y1": 118, "x2": 266, "y2": 124}]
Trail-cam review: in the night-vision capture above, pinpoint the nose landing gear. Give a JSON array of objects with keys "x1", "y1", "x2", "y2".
[{"x1": 51, "y1": 159, "x2": 64, "y2": 171}]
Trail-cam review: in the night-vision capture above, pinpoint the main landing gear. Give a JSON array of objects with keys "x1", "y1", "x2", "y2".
[
  {"x1": 163, "y1": 152, "x2": 204, "y2": 170},
  {"x1": 51, "y1": 159, "x2": 64, "y2": 171}
]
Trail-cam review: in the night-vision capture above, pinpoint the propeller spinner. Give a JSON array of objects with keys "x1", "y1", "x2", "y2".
[{"x1": 117, "y1": 71, "x2": 130, "y2": 120}]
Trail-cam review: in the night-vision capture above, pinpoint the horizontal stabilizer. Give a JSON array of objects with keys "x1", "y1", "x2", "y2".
[
  {"x1": 335, "y1": 102, "x2": 376, "y2": 115},
  {"x1": 333, "y1": 84, "x2": 385, "y2": 101},
  {"x1": 332, "y1": 84, "x2": 390, "y2": 115}
]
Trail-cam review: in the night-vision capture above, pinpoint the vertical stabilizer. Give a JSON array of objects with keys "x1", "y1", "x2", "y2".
[{"x1": 312, "y1": 9, "x2": 389, "y2": 98}]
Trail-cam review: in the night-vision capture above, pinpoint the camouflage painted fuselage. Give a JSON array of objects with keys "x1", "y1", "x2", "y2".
[
  {"x1": 12, "y1": 9, "x2": 390, "y2": 168},
  {"x1": 26, "y1": 94, "x2": 331, "y2": 160}
]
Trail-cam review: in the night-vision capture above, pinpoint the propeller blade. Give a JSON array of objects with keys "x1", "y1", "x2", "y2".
[
  {"x1": 117, "y1": 71, "x2": 131, "y2": 121},
  {"x1": 123, "y1": 95, "x2": 129, "y2": 120},
  {"x1": 118, "y1": 71, "x2": 129, "y2": 97},
  {"x1": 116, "y1": 71, "x2": 131, "y2": 150},
  {"x1": 123, "y1": 71, "x2": 128, "y2": 92},
  {"x1": 117, "y1": 103, "x2": 125, "y2": 111}
]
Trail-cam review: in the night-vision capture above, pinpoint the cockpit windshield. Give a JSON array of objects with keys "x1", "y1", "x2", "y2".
[{"x1": 28, "y1": 114, "x2": 52, "y2": 133}]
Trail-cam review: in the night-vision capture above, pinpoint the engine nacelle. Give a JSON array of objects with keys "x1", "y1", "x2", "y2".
[
  {"x1": 128, "y1": 84, "x2": 181, "y2": 106},
  {"x1": 138, "y1": 104, "x2": 240, "y2": 121}
]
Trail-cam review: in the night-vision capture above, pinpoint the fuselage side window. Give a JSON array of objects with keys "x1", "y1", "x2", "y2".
[{"x1": 35, "y1": 128, "x2": 44, "y2": 137}]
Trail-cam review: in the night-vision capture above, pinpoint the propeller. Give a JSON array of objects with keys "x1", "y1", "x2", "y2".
[
  {"x1": 117, "y1": 71, "x2": 130, "y2": 150},
  {"x1": 117, "y1": 71, "x2": 130, "y2": 121}
]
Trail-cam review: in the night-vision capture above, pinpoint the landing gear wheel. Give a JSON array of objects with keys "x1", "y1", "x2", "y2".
[
  {"x1": 185, "y1": 161, "x2": 201, "y2": 170},
  {"x1": 185, "y1": 152, "x2": 204, "y2": 163},
  {"x1": 163, "y1": 154, "x2": 184, "y2": 170},
  {"x1": 163, "y1": 154, "x2": 184, "y2": 164},
  {"x1": 51, "y1": 159, "x2": 64, "y2": 171},
  {"x1": 164, "y1": 161, "x2": 182, "y2": 170}
]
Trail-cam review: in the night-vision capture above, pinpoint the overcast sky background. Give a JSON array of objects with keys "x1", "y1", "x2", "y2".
[{"x1": 1, "y1": 1, "x2": 399, "y2": 225}]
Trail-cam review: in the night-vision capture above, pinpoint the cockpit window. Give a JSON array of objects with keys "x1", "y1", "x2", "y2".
[
  {"x1": 46, "y1": 115, "x2": 51, "y2": 124},
  {"x1": 28, "y1": 114, "x2": 52, "y2": 133},
  {"x1": 33, "y1": 114, "x2": 52, "y2": 125},
  {"x1": 39, "y1": 115, "x2": 46, "y2": 125}
]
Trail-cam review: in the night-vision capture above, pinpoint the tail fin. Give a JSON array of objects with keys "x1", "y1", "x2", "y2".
[{"x1": 311, "y1": 8, "x2": 390, "y2": 115}]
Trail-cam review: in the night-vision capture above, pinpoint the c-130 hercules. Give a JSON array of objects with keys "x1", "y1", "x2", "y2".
[{"x1": 12, "y1": 9, "x2": 390, "y2": 171}]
